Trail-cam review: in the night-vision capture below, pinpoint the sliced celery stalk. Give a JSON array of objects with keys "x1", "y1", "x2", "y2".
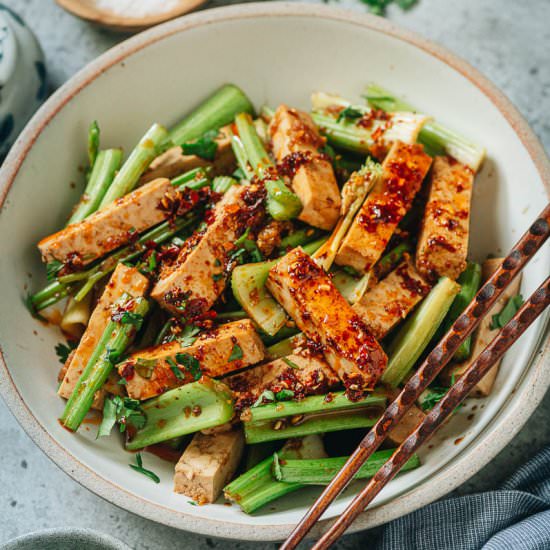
[
  {"x1": 126, "y1": 378, "x2": 234, "y2": 450},
  {"x1": 224, "y1": 435, "x2": 325, "y2": 514},
  {"x1": 243, "y1": 392, "x2": 386, "y2": 444},
  {"x1": 381, "y1": 277, "x2": 461, "y2": 387},
  {"x1": 365, "y1": 83, "x2": 486, "y2": 172},
  {"x1": 169, "y1": 84, "x2": 254, "y2": 146},
  {"x1": 274, "y1": 449, "x2": 421, "y2": 484}
]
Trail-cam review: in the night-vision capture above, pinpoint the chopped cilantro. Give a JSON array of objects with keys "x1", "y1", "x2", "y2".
[
  {"x1": 187, "y1": 500, "x2": 198, "y2": 506},
  {"x1": 420, "y1": 387, "x2": 448, "y2": 411},
  {"x1": 490, "y1": 294, "x2": 524, "y2": 330},
  {"x1": 228, "y1": 343, "x2": 244, "y2": 362},
  {"x1": 214, "y1": 258, "x2": 221, "y2": 267},
  {"x1": 212, "y1": 273, "x2": 224, "y2": 282},
  {"x1": 134, "y1": 358, "x2": 156, "y2": 379},
  {"x1": 167, "y1": 357, "x2": 185, "y2": 380},
  {"x1": 175, "y1": 353, "x2": 201, "y2": 381},
  {"x1": 129, "y1": 453, "x2": 160, "y2": 484},
  {"x1": 336, "y1": 106, "x2": 363, "y2": 123},
  {"x1": 282, "y1": 357, "x2": 301, "y2": 370},
  {"x1": 234, "y1": 228, "x2": 263, "y2": 263},
  {"x1": 55, "y1": 341, "x2": 77, "y2": 364},
  {"x1": 275, "y1": 389, "x2": 295, "y2": 401},
  {"x1": 177, "y1": 324, "x2": 200, "y2": 347},
  {"x1": 360, "y1": 0, "x2": 418, "y2": 15},
  {"x1": 252, "y1": 389, "x2": 276, "y2": 408},
  {"x1": 182, "y1": 129, "x2": 219, "y2": 161},
  {"x1": 46, "y1": 260, "x2": 64, "y2": 281},
  {"x1": 97, "y1": 396, "x2": 146, "y2": 437}
]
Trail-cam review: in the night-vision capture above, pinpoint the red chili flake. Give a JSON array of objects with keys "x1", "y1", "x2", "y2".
[{"x1": 120, "y1": 363, "x2": 135, "y2": 381}]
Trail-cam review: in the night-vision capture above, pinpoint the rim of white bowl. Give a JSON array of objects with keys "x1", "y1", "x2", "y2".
[{"x1": 0, "y1": 2, "x2": 548, "y2": 542}]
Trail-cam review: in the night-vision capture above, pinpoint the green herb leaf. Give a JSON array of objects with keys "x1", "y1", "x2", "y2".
[
  {"x1": 336, "y1": 106, "x2": 363, "y2": 123},
  {"x1": 97, "y1": 396, "x2": 118, "y2": 438},
  {"x1": 134, "y1": 358, "x2": 156, "y2": 379},
  {"x1": 212, "y1": 273, "x2": 224, "y2": 282},
  {"x1": 228, "y1": 343, "x2": 244, "y2": 362},
  {"x1": 97, "y1": 396, "x2": 146, "y2": 437},
  {"x1": 490, "y1": 294, "x2": 524, "y2": 330},
  {"x1": 282, "y1": 357, "x2": 301, "y2": 370},
  {"x1": 182, "y1": 129, "x2": 219, "y2": 161},
  {"x1": 420, "y1": 387, "x2": 448, "y2": 411},
  {"x1": 252, "y1": 389, "x2": 276, "y2": 408},
  {"x1": 46, "y1": 260, "x2": 64, "y2": 281},
  {"x1": 275, "y1": 389, "x2": 295, "y2": 401},
  {"x1": 175, "y1": 353, "x2": 201, "y2": 381},
  {"x1": 55, "y1": 341, "x2": 77, "y2": 364},
  {"x1": 178, "y1": 325, "x2": 200, "y2": 347},
  {"x1": 119, "y1": 311, "x2": 145, "y2": 330},
  {"x1": 129, "y1": 453, "x2": 160, "y2": 484},
  {"x1": 167, "y1": 357, "x2": 185, "y2": 380}
]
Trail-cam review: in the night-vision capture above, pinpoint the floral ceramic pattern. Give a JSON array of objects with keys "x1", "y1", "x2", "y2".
[{"x1": 0, "y1": 3, "x2": 46, "y2": 157}]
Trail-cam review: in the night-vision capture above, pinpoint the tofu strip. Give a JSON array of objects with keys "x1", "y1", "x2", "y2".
[
  {"x1": 57, "y1": 264, "x2": 150, "y2": 405},
  {"x1": 142, "y1": 126, "x2": 235, "y2": 183},
  {"x1": 416, "y1": 156, "x2": 474, "y2": 280},
  {"x1": 335, "y1": 142, "x2": 432, "y2": 273},
  {"x1": 151, "y1": 184, "x2": 263, "y2": 315},
  {"x1": 174, "y1": 427, "x2": 245, "y2": 504},
  {"x1": 39, "y1": 178, "x2": 174, "y2": 266},
  {"x1": 353, "y1": 259, "x2": 432, "y2": 340},
  {"x1": 269, "y1": 105, "x2": 341, "y2": 230},
  {"x1": 266, "y1": 247, "x2": 388, "y2": 393},
  {"x1": 387, "y1": 403, "x2": 426, "y2": 445},
  {"x1": 226, "y1": 348, "x2": 340, "y2": 410},
  {"x1": 441, "y1": 258, "x2": 522, "y2": 396},
  {"x1": 119, "y1": 319, "x2": 265, "y2": 400}
]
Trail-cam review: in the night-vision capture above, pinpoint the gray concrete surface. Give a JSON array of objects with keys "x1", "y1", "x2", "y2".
[{"x1": 1, "y1": 0, "x2": 549, "y2": 548}]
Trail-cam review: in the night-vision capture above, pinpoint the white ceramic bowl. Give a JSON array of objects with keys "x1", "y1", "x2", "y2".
[{"x1": 0, "y1": 3, "x2": 548, "y2": 541}]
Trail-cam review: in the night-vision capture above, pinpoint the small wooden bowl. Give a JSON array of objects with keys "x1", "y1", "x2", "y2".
[{"x1": 56, "y1": 0, "x2": 207, "y2": 32}]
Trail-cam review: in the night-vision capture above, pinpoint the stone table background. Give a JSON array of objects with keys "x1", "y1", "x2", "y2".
[{"x1": 1, "y1": 0, "x2": 549, "y2": 547}]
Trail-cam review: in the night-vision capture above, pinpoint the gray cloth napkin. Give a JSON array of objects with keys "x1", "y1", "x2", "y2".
[{"x1": 370, "y1": 445, "x2": 550, "y2": 550}]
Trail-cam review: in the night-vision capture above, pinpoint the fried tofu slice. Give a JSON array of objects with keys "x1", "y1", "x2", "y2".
[
  {"x1": 142, "y1": 126, "x2": 235, "y2": 184},
  {"x1": 266, "y1": 247, "x2": 387, "y2": 393},
  {"x1": 119, "y1": 319, "x2": 265, "y2": 400},
  {"x1": 353, "y1": 259, "x2": 432, "y2": 339},
  {"x1": 416, "y1": 156, "x2": 475, "y2": 280},
  {"x1": 226, "y1": 347, "x2": 340, "y2": 410},
  {"x1": 174, "y1": 427, "x2": 245, "y2": 504},
  {"x1": 440, "y1": 258, "x2": 522, "y2": 396},
  {"x1": 151, "y1": 184, "x2": 262, "y2": 315},
  {"x1": 57, "y1": 264, "x2": 150, "y2": 405},
  {"x1": 335, "y1": 142, "x2": 432, "y2": 273},
  {"x1": 38, "y1": 178, "x2": 174, "y2": 266},
  {"x1": 269, "y1": 105, "x2": 341, "y2": 230},
  {"x1": 387, "y1": 403, "x2": 426, "y2": 446}
]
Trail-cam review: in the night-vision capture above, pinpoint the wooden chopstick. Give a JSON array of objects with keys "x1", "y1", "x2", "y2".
[
  {"x1": 281, "y1": 203, "x2": 550, "y2": 549},
  {"x1": 314, "y1": 275, "x2": 550, "y2": 548}
]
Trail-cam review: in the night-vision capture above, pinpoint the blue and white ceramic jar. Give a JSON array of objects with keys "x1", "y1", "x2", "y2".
[{"x1": 0, "y1": 4, "x2": 46, "y2": 157}]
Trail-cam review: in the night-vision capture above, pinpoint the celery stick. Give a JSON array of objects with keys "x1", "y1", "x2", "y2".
[
  {"x1": 381, "y1": 277, "x2": 461, "y2": 387},
  {"x1": 274, "y1": 449, "x2": 420, "y2": 484},
  {"x1": 169, "y1": 84, "x2": 254, "y2": 146},
  {"x1": 365, "y1": 83, "x2": 485, "y2": 171},
  {"x1": 99, "y1": 123, "x2": 168, "y2": 207},
  {"x1": 126, "y1": 378, "x2": 234, "y2": 450}
]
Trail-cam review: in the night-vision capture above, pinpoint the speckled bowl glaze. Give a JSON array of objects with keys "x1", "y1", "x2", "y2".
[
  {"x1": 0, "y1": 2, "x2": 548, "y2": 542},
  {"x1": 0, "y1": 3, "x2": 46, "y2": 157}
]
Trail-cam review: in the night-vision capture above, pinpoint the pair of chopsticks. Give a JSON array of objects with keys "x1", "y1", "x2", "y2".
[{"x1": 282, "y1": 203, "x2": 550, "y2": 549}]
